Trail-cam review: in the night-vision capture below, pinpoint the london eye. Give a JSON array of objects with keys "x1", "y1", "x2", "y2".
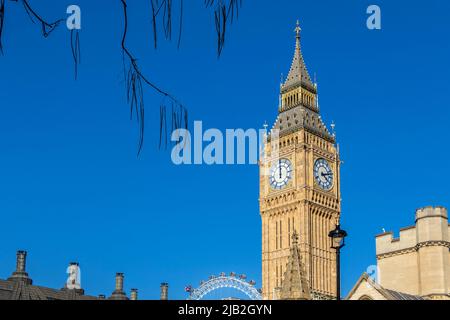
[{"x1": 186, "y1": 272, "x2": 262, "y2": 300}]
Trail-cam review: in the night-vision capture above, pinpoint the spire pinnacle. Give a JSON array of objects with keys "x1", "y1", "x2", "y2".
[
  {"x1": 282, "y1": 21, "x2": 314, "y2": 93},
  {"x1": 295, "y1": 20, "x2": 301, "y2": 48}
]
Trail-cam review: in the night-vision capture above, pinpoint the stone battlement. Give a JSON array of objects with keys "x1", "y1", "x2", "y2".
[
  {"x1": 375, "y1": 206, "x2": 450, "y2": 298},
  {"x1": 376, "y1": 206, "x2": 449, "y2": 256},
  {"x1": 416, "y1": 206, "x2": 448, "y2": 222}
]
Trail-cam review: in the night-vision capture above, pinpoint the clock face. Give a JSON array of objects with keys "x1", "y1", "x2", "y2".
[
  {"x1": 269, "y1": 158, "x2": 293, "y2": 190},
  {"x1": 314, "y1": 158, "x2": 334, "y2": 191}
]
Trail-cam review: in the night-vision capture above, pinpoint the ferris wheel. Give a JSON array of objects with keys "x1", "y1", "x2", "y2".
[{"x1": 186, "y1": 272, "x2": 262, "y2": 300}]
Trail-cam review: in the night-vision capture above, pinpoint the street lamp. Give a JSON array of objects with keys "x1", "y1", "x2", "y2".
[{"x1": 328, "y1": 224, "x2": 347, "y2": 301}]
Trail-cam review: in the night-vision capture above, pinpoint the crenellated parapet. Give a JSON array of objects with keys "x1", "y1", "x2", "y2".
[
  {"x1": 376, "y1": 206, "x2": 449, "y2": 258},
  {"x1": 375, "y1": 206, "x2": 450, "y2": 299}
]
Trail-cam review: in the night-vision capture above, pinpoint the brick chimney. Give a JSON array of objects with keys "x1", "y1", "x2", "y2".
[
  {"x1": 8, "y1": 250, "x2": 32, "y2": 284},
  {"x1": 130, "y1": 288, "x2": 138, "y2": 301},
  {"x1": 115, "y1": 273, "x2": 124, "y2": 292},
  {"x1": 160, "y1": 283, "x2": 169, "y2": 300},
  {"x1": 109, "y1": 273, "x2": 128, "y2": 300}
]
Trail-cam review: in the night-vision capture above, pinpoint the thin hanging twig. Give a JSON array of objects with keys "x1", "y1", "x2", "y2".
[
  {"x1": 0, "y1": 0, "x2": 5, "y2": 55},
  {"x1": 205, "y1": 0, "x2": 242, "y2": 57},
  {"x1": 21, "y1": 0, "x2": 64, "y2": 37},
  {"x1": 150, "y1": 0, "x2": 178, "y2": 49},
  {"x1": 177, "y1": 0, "x2": 183, "y2": 49},
  {"x1": 70, "y1": 29, "x2": 81, "y2": 79},
  {"x1": 159, "y1": 105, "x2": 168, "y2": 149}
]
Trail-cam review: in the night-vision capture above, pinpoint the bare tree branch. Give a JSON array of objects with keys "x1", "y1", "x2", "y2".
[
  {"x1": 21, "y1": 0, "x2": 64, "y2": 37},
  {"x1": 1, "y1": 0, "x2": 81, "y2": 77},
  {"x1": 0, "y1": 0, "x2": 242, "y2": 155},
  {"x1": 0, "y1": 0, "x2": 5, "y2": 55},
  {"x1": 121, "y1": 0, "x2": 187, "y2": 156}
]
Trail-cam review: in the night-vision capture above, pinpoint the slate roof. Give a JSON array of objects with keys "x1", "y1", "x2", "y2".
[
  {"x1": 346, "y1": 273, "x2": 425, "y2": 300},
  {"x1": 0, "y1": 251, "x2": 130, "y2": 300},
  {"x1": 383, "y1": 288, "x2": 425, "y2": 301},
  {"x1": 272, "y1": 105, "x2": 335, "y2": 142},
  {"x1": 0, "y1": 278, "x2": 99, "y2": 300}
]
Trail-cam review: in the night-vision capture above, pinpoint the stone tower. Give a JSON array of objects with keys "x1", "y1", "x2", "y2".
[
  {"x1": 259, "y1": 21, "x2": 341, "y2": 300},
  {"x1": 376, "y1": 206, "x2": 450, "y2": 299}
]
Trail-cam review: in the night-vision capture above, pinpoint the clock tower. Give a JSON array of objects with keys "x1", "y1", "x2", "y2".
[{"x1": 260, "y1": 22, "x2": 341, "y2": 300}]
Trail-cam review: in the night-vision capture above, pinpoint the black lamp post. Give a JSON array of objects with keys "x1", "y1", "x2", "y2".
[{"x1": 328, "y1": 224, "x2": 347, "y2": 301}]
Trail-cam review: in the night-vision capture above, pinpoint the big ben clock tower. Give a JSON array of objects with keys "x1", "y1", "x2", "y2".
[{"x1": 260, "y1": 21, "x2": 341, "y2": 300}]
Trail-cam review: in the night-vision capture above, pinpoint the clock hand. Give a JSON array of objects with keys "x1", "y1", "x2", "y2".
[
  {"x1": 279, "y1": 160, "x2": 282, "y2": 179},
  {"x1": 320, "y1": 172, "x2": 332, "y2": 184}
]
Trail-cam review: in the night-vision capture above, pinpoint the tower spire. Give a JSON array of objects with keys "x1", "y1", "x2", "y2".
[{"x1": 282, "y1": 20, "x2": 314, "y2": 93}]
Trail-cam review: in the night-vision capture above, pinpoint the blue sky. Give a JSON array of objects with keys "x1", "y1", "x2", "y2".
[{"x1": 0, "y1": 0, "x2": 449, "y2": 299}]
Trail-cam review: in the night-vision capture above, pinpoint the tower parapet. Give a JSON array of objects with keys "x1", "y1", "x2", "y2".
[
  {"x1": 415, "y1": 206, "x2": 448, "y2": 243},
  {"x1": 375, "y1": 227, "x2": 417, "y2": 256},
  {"x1": 375, "y1": 206, "x2": 450, "y2": 299}
]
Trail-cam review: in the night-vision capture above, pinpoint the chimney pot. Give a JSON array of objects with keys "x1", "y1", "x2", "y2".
[
  {"x1": 16, "y1": 250, "x2": 27, "y2": 273},
  {"x1": 130, "y1": 289, "x2": 138, "y2": 301},
  {"x1": 8, "y1": 250, "x2": 32, "y2": 284},
  {"x1": 160, "y1": 283, "x2": 169, "y2": 300},
  {"x1": 109, "y1": 273, "x2": 128, "y2": 300},
  {"x1": 115, "y1": 273, "x2": 124, "y2": 292}
]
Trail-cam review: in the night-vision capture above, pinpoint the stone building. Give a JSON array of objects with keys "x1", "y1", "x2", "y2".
[
  {"x1": 347, "y1": 206, "x2": 450, "y2": 300},
  {"x1": 0, "y1": 250, "x2": 138, "y2": 300}
]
